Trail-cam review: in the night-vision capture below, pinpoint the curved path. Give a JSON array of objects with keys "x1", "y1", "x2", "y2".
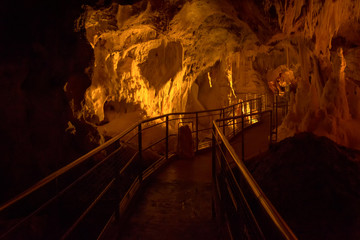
[
  {"x1": 118, "y1": 116, "x2": 272, "y2": 239},
  {"x1": 120, "y1": 151, "x2": 218, "y2": 240}
]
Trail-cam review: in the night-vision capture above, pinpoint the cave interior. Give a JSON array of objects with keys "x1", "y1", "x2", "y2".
[{"x1": 1, "y1": 0, "x2": 360, "y2": 239}]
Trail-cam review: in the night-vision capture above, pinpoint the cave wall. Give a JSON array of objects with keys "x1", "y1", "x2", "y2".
[
  {"x1": 75, "y1": 0, "x2": 269, "y2": 135},
  {"x1": 72, "y1": 0, "x2": 360, "y2": 151},
  {"x1": 267, "y1": 0, "x2": 360, "y2": 149},
  {"x1": 0, "y1": 0, "x2": 103, "y2": 202},
  {"x1": 2, "y1": 0, "x2": 360, "y2": 202}
]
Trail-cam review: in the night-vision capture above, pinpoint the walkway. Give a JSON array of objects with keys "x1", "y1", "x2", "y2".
[
  {"x1": 118, "y1": 115, "x2": 272, "y2": 240},
  {"x1": 230, "y1": 114, "x2": 272, "y2": 161},
  {"x1": 120, "y1": 151, "x2": 218, "y2": 240},
  {"x1": 0, "y1": 96, "x2": 286, "y2": 239}
]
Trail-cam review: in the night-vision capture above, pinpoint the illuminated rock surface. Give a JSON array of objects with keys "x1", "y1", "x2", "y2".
[
  {"x1": 75, "y1": 0, "x2": 268, "y2": 137},
  {"x1": 1, "y1": 0, "x2": 360, "y2": 224},
  {"x1": 269, "y1": 0, "x2": 360, "y2": 149},
  {"x1": 70, "y1": 0, "x2": 360, "y2": 151}
]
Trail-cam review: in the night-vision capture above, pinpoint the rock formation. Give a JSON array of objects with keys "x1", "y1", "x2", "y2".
[{"x1": 71, "y1": 0, "x2": 360, "y2": 150}]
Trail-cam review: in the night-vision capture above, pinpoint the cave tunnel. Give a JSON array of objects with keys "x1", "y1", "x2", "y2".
[{"x1": 1, "y1": 0, "x2": 360, "y2": 239}]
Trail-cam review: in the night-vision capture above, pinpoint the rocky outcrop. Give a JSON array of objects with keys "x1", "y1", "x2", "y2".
[
  {"x1": 0, "y1": 0, "x2": 101, "y2": 202},
  {"x1": 247, "y1": 132, "x2": 360, "y2": 240},
  {"x1": 75, "y1": 0, "x2": 267, "y2": 132},
  {"x1": 259, "y1": 0, "x2": 360, "y2": 150}
]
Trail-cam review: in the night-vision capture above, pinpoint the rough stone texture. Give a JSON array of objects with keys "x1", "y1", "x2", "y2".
[
  {"x1": 2, "y1": 0, "x2": 360, "y2": 209},
  {"x1": 77, "y1": 0, "x2": 267, "y2": 127},
  {"x1": 0, "y1": 0, "x2": 101, "y2": 202},
  {"x1": 247, "y1": 132, "x2": 360, "y2": 240},
  {"x1": 74, "y1": 0, "x2": 360, "y2": 151},
  {"x1": 139, "y1": 41, "x2": 183, "y2": 91},
  {"x1": 268, "y1": 0, "x2": 360, "y2": 150}
]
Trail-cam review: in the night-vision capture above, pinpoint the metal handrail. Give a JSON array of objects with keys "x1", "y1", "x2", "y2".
[
  {"x1": 212, "y1": 114, "x2": 297, "y2": 240},
  {"x1": 0, "y1": 121, "x2": 138, "y2": 212},
  {"x1": 0, "y1": 96, "x2": 265, "y2": 212},
  {"x1": 0, "y1": 94, "x2": 268, "y2": 239}
]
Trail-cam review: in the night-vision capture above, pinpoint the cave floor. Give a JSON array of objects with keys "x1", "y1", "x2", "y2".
[
  {"x1": 230, "y1": 114, "x2": 272, "y2": 161},
  {"x1": 120, "y1": 150, "x2": 219, "y2": 240}
]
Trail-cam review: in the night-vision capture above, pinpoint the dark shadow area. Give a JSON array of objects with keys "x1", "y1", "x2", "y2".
[{"x1": 246, "y1": 132, "x2": 360, "y2": 240}]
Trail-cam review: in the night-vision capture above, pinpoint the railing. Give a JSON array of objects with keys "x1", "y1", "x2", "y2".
[
  {"x1": 0, "y1": 95, "x2": 266, "y2": 239},
  {"x1": 272, "y1": 94, "x2": 289, "y2": 142},
  {"x1": 212, "y1": 111, "x2": 297, "y2": 239}
]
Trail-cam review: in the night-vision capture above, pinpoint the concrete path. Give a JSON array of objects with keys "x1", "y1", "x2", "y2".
[
  {"x1": 120, "y1": 151, "x2": 219, "y2": 240},
  {"x1": 230, "y1": 114, "x2": 272, "y2": 161},
  {"x1": 119, "y1": 114, "x2": 272, "y2": 240}
]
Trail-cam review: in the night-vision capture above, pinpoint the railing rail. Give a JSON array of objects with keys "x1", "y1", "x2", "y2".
[
  {"x1": 0, "y1": 122, "x2": 140, "y2": 213},
  {"x1": 212, "y1": 111, "x2": 297, "y2": 239},
  {"x1": 0, "y1": 94, "x2": 268, "y2": 239}
]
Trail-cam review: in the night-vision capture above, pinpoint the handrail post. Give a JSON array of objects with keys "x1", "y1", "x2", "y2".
[
  {"x1": 138, "y1": 124, "x2": 142, "y2": 182},
  {"x1": 272, "y1": 95, "x2": 275, "y2": 126},
  {"x1": 258, "y1": 98, "x2": 260, "y2": 119},
  {"x1": 258, "y1": 97, "x2": 261, "y2": 113},
  {"x1": 211, "y1": 123, "x2": 216, "y2": 219},
  {"x1": 212, "y1": 124, "x2": 216, "y2": 181},
  {"x1": 275, "y1": 95, "x2": 278, "y2": 142},
  {"x1": 211, "y1": 120, "x2": 297, "y2": 240},
  {"x1": 232, "y1": 105, "x2": 235, "y2": 137},
  {"x1": 250, "y1": 100, "x2": 253, "y2": 124},
  {"x1": 196, "y1": 112, "x2": 199, "y2": 152},
  {"x1": 269, "y1": 110, "x2": 273, "y2": 146},
  {"x1": 222, "y1": 109, "x2": 225, "y2": 134},
  {"x1": 166, "y1": 115, "x2": 169, "y2": 160},
  {"x1": 241, "y1": 114, "x2": 245, "y2": 162}
]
